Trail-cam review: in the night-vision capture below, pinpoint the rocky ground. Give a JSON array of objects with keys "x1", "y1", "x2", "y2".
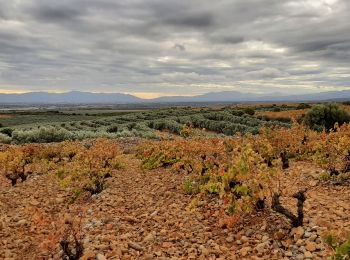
[{"x1": 0, "y1": 146, "x2": 349, "y2": 259}]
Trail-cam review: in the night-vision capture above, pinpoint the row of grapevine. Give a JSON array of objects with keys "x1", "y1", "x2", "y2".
[
  {"x1": 137, "y1": 123, "x2": 350, "y2": 225},
  {"x1": 0, "y1": 139, "x2": 123, "y2": 197}
]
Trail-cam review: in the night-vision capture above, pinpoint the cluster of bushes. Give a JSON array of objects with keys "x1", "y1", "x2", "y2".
[
  {"x1": 0, "y1": 125, "x2": 158, "y2": 144},
  {"x1": 256, "y1": 114, "x2": 292, "y2": 123},
  {"x1": 303, "y1": 103, "x2": 350, "y2": 131},
  {"x1": 11, "y1": 127, "x2": 73, "y2": 143},
  {"x1": 148, "y1": 120, "x2": 184, "y2": 134}
]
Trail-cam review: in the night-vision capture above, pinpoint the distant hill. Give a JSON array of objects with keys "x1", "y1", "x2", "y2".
[
  {"x1": 152, "y1": 90, "x2": 350, "y2": 103},
  {"x1": 0, "y1": 91, "x2": 142, "y2": 104},
  {"x1": 1, "y1": 90, "x2": 350, "y2": 104}
]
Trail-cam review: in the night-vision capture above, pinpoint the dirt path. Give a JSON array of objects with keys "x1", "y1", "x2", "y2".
[{"x1": 0, "y1": 154, "x2": 349, "y2": 259}]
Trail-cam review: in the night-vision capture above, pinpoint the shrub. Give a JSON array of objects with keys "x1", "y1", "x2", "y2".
[
  {"x1": 0, "y1": 133, "x2": 12, "y2": 144},
  {"x1": 0, "y1": 128, "x2": 13, "y2": 137},
  {"x1": 12, "y1": 127, "x2": 73, "y2": 144},
  {"x1": 106, "y1": 125, "x2": 119, "y2": 133},
  {"x1": 243, "y1": 108, "x2": 255, "y2": 115},
  {"x1": 297, "y1": 103, "x2": 311, "y2": 110},
  {"x1": 303, "y1": 104, "x2": 350, "y2": 131},
  {"x1": 325, "y1": 234, "x2": 350, "y2": 260}
]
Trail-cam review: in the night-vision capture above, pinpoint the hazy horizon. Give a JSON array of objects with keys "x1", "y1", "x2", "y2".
[{"x1": 0, "y1": 0, "x2": 349, "y2": 97}]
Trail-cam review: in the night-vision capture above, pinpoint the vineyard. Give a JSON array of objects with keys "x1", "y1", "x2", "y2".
[{"x1": 1, "y1": 104, "x2": 350, "y2": 259}]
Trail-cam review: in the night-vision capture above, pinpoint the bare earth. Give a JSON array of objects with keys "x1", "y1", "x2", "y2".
[{"x1": 0, "y1": 150, "x2": 349, "y2": 259}]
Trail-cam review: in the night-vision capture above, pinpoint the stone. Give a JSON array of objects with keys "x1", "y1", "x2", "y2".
[
  {"x1": 274, "y1": 230, "x2": 285, "y2": 240},
  {"x1": 80, "y1": 251, "x2": 95, "y2": 260},
  {"x1": 296, "y1": 254, "x2": 304, "y2": 260},
  {"x1": 309, "y1": 180, "x2": 318, "y2": 187},
  {"x1": 296, "y1": 239, "x2": 305, "y2": 246},
  {"x1": 304, "y1": 231, "x2": 312, "y2": 238},
  {"x1": 162, "y1": 242, "x2": 172, "y2": 248},
  {"x1": 255, "y1": 242, "x2": 268, "y2": 254},
  {"x1": 304, "y1": 251, "x2": 313, "y2": 258},
  {"x1": 199, "y1": 245, "x2": 210, "y2": 256},
  {"x1": 105, "y1": 223, "x2": 113, "y2": 230},
  {"x1": 309, "y1": 234, "x2": 317, "y2": 242},
  {"x1": 310, "y1": 226, "x2": 318, "y2": 232},
  {"x1": 96, "y1": 254, "x2": 107, "y2": 260},
  {"x1": 262, "y1": 235, "x2": 269, "y2": 242},
  {"x1": 241, "y1": 236, "x2": 249, "y2": 243},
  {"x1": 17, "y1": 219, "x2": 27, "y2": 226},
  {"x1": 305, "y1": 242, "x2": 316, "y2": 252},
  {"x1": 239, "y1": 247, "x2": 252, "y2": 257},
  {"x1": 292, "y1": 227, "x2": 305, "y2": 240},
  {"x1": 55, "y1": 197, "x2": 64, "y2": 203},
  {"x1": 150, "y1": 210, "x2": 158, "y2": 217},
  {"x1": 30, "y1": 200, "x2": 40, "y2": 206},
  {"x1": 143, "y1": 233, "x2": 155, "y2": 242},
  {"x1": 245, "y1": 229, "x2": 254, "y2": 237},
  {"x1": 226, "y1": 236, "x2": 234, "y2": 243},
  {"x1": 128, "y1": 242, "x2": 144, "y2": 251},
  {"x1": 123, "y1": 216, "x2": 139, "y2": 223}
]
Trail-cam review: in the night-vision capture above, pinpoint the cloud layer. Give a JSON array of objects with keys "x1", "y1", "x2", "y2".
[{"x1": 0, "y1": 0, "x2": 349, "y2": 96}]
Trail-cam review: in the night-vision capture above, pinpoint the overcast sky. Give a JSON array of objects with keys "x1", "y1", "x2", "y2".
[{"x1": 0, "y1": 0, "x2": 349, "y2": 97}]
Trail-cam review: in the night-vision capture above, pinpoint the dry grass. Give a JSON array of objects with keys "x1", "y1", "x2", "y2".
[
  {"x1": 0, "y1": 114, "x2": 14, "y2": 119},
  {"x1": 257, "y1": 109, "x2": 308, "y2": 120}
]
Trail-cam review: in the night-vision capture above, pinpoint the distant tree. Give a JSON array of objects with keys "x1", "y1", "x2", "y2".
[
  {"x1": 0, "y1": 128, "x2": 13, "y2": 137},
  {"x1": 296, "y1": 103, "x2": 311, "y2": 110},
  {"x1": 243, "y1": 108, "x2": 255, "y2": 115},
  {"x1": 303, "y1": 103, "x2": 350, "y2": 131}
]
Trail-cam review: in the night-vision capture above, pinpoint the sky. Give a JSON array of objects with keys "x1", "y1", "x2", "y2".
[{"x1": 0, "y1": 0, "x2": 349, "y2": 98}]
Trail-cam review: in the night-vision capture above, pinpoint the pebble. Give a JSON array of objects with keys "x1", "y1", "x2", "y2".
[
  {"x1": 226, "y1": 236, "x2": 234, "y2": 243},
  {"x1": 245, "y1": 229, "x2": 254, "y2": 237},
  {"x1": 304, "y1": 251, "x2": 313, "y2": 258},
  {"x1": 262, "y1": 235, "x2": 269, "y2": 242},
  {"x1": 305, "y1": 242, "x2": 316, "y2": 252},
  {"x1": 239, "y1": 246, "x2": 252, "y2": 257},
  {"x1": 296, "y1": 239, "x2": 305, "y2": 246},
  {"x1": 241, "y1": 236, "x2": 249, "y2": 243},
  {"x1": 143, "y1": 233, "x2": 155, "y2": 242},
  {"x1": 292, "y1": 227, "x2": 305, "y2": 241},
  {"x1": 17, "y1": 219, "x2": 27, "y2": 226},
  {"x1": 128, "y1": 242, "x2": 144, "y2": 251},
  {"x1": 80, "y1": 251, "x2": 95, "y2": 260}
]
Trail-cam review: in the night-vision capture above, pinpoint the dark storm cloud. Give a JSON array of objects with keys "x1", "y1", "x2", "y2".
[
  {"x1": 30, "y1": 6, "x2": 83, "y2": 22},
  {"x1": 162, "y1": 12, "x2": 214, "y2": 28},
  {"x1": 215, "y1": 36, "x2": 245, "y2": 45},
  {"x1": 0, "y1": 0, "x2": 349, "y2": 95}
]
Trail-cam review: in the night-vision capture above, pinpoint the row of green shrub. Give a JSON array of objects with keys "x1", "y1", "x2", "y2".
[{"x1": 0, "y1": 126, "x2": 158, "y2": 144}]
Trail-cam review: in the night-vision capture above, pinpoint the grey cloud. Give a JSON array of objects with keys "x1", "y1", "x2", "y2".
[
  {"x1": 31, "y1": 6, "x2": 83, "y2": 22},
  {"x1": 0, "y1": 0, "x2": 349, "y2": 96},
  {"x1": 162, "y1": 12, "x2": 213, "y2": 28},
  {"x1": 173, "y1": 44, "x2": 185, "y2": 51}
]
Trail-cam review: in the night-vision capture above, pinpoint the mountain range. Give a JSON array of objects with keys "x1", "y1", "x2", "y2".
[{"x1": 1, "y1": 90, "x2": 350, "y2": 104}]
